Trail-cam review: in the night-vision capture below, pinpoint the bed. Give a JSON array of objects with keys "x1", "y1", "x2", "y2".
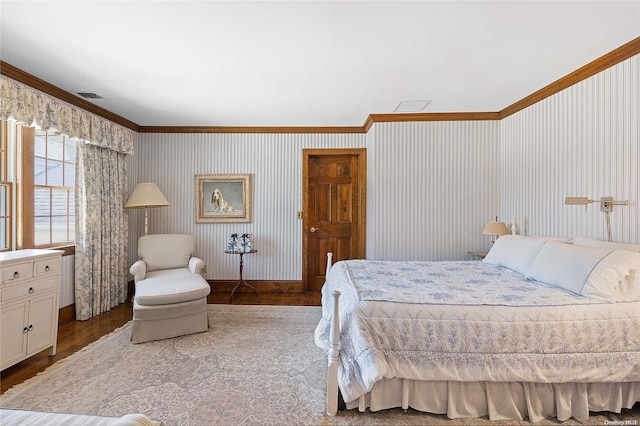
[{"x1": 314, "y1": 236, "x2": 640, "y2": 422}]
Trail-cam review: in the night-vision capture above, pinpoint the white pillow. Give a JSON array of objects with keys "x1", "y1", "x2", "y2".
[
  {"x1": 582, "y1": 250, "x2": 640, "y2": 302},
  {"x1": 572, "y1": 237, "x2": 640, "y2": 253},
  {"x1": 533, "y1": 237, "x2": 572, "y2": 244},
  {"x1": 525, "y1": 241, "x2": 612, "y2": 294},
  {"x1": 482, "y1": 235, "x2": 548, "y2": 274}
]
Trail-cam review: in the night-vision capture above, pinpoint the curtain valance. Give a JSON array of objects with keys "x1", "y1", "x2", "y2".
[{"x1": 0, "y1": 76, "x2": 134, "y2": 155}]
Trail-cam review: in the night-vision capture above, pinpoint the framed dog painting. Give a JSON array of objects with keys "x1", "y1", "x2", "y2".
[{"x1": 195, "y1": 174, "x2": 252, "y2": 223}]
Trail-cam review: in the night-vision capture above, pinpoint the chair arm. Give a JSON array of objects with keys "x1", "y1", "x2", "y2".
[
  {"x1": 189, "y1": 257, "x2": 205, "y2": 274},
  {"x1": 130, "y1": 260, "x2": 147, "y2": 283}
]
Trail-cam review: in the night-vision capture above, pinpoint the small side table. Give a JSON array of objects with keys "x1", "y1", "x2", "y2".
[
  {"x1": 225, "y1": 249, "x2": 258, "y2": 303},
  {"x1": 468, "y1": 251, "x2": 488, "y2": 260}
]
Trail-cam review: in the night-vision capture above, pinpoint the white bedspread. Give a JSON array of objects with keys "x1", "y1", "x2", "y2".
[{"x1": 314, "y1": 260, "x2": 640, "y2": 404}]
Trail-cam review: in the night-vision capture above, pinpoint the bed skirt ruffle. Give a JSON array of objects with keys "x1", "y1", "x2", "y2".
[{"x1": 344, "y1": 379, "x2": 640, "y2": 423}]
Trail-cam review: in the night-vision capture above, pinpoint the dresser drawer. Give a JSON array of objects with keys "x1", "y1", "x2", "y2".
[
  {"x1": 1, "y1": 262, "x2": 33, "y2": 284},
  {"x1": 33, "y1": 258, "x2": 60, "y2": 277},
  {"x1": 1, "y1": 276, "x2": 58, "y2": 304}
]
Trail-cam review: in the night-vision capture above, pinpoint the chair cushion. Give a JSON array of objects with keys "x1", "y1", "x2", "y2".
[
  {"x1": 135, "y1": 269, "x2": 210, "y2": 306},
  {"x1": 133, "y1": 297, "x2": 207, "y2": 321},
  {"x1": 138, "y1": 234, "x2": 195, "y2": 272}
]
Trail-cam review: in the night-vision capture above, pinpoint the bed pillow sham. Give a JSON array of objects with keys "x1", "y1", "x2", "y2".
[
  {"x1": 582, "y1": 250, "x2": 640, "y2": 302},
  {"x1": 482, "y1": 235, "x2": 548, "y2": 274},
  {"x1": 525, "y1": 241, "x2": 612, "y2": 294},
  {"x1": 526, "y1": 240, "x2": 640, "y2": 301},
  {"x1": 572, "y1": 237, "x2": 640, "y2": 252}
]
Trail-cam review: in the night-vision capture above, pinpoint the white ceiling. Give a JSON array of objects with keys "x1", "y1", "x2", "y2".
[{"x1": 1, "y1": 1, "x2": 639, "y2": 127}]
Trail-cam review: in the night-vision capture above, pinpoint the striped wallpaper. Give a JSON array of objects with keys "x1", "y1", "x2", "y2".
[
  {"x1": 500, "y1": 54, "x2": 639, "y2": 243},
  {"x1": 127, "y1": 133, "x2": 365, "y2": 281},
  {"x1": 127, "y1": 121, "x2": 501, "y2": 281},
  {"x1": 366, "y1": 120, "x2": 501, "y2": 261}
]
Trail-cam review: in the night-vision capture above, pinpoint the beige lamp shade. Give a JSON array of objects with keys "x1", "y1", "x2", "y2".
[
  {"x1": 125, "y1": 183, "x2": 169, "y2": 209},
  {"x1": 564, "y1": 197, "x2": 592, "y2": 205},
  {"x1": 125, "y1": 183, "x2": 169, "y2": 235},
  {"x1": 482, "y1": 221, "x2": 509, "y2": 236}
]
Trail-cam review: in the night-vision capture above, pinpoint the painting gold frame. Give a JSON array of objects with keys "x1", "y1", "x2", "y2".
[{"x1": 195, "y1": 174, "x2": 252, "y2": 223}]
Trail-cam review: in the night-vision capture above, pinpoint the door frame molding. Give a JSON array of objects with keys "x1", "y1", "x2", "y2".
[{"x1": 301, "y1": 148, "x2": 366, "y2": 291}]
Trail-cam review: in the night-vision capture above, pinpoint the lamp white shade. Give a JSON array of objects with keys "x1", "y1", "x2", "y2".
[
  {"x1": 125, "y1": 183, "x2": 169, "y2": 235},
  {"x1": 482, "y1": 221, "x2": 509, "y2": 236},
  {"x1": 125, "y1": 183, "x2": 169, "y2": 209}
]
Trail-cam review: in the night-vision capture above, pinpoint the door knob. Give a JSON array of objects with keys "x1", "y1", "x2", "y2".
[{"x1": 310, "y1": 227, "x2": 320, "y2": 232}]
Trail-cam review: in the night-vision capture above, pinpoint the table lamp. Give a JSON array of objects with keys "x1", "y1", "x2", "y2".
[{"x1": 482, "y1": 219, "x2": 509, "y2": 243}]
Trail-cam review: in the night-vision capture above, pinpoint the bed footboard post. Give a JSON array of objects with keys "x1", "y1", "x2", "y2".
[
  {"x1": 326, "y1": 289, "x2": 341, "y2": 416},
  {"x1": 326, "y1": 252, "x2": 333, "y2": 276}
]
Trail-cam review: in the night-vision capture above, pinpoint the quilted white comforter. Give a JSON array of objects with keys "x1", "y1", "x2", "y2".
[{"x1": 314, "y1": 260, "x2": 640, "y2": 403}]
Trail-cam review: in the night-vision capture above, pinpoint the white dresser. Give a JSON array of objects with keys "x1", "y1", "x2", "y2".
[{"x1": 1, "y1": 249, "x2": 63, "y2": 371}]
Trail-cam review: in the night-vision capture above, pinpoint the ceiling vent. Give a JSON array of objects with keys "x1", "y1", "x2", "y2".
[
  {"x1": 77, "y1": 92, "x2": 105, "y2": 100},
  {"x1": 393, "y1": 100, "x2": 432, "y2": 113}
]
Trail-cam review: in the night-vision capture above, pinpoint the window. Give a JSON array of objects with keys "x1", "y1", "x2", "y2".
[
  {"x1": 30, "y1": 129, "x2": 76, "y2": 247},
  {"x1": 0, "y1": 122, "x2": 10, "y2": 251},
  {"x1": 2, "y1": 120, "x2": 76, "y2": 250}
]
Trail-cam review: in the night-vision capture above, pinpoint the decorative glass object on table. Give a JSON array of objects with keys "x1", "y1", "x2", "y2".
[{"x1": 227, "y1": 233, "x2": 253, "y2": 253}]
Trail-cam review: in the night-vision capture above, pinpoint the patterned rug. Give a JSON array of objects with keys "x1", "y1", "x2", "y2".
[{"x1": 1, "y1": 305, "x2": 638, "y2": 425}]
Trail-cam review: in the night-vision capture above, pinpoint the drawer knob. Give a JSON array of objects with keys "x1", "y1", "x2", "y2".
[
  {"x1": 28, "y1": 324, "x2": 33, "y2": 332},
  {"x1": 13, "y1": 271, "x2": 20, "y2": 278},
  {"x1": 45, "y1": 265, "x2": 50, "y2": 272},
  {"x1": 23, "y1": 326, "x2": 29, "y2": 333},
  {"x1": 29, "y1": 287, "x2": 35, "y2": 294}
]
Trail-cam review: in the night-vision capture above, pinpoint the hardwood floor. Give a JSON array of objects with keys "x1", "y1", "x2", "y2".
[{"x1": 0, "y1": 291, "x2": 321, "y2": 395}]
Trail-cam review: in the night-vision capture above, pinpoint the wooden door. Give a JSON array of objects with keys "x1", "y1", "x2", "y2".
[{"x1": 302, "y1": 149, "x2": 366, "y2": 291}]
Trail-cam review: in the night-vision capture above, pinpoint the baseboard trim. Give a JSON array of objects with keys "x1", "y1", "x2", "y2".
[
  {"x1": 58, "y1": 304, "x2": 76, "y2": 326},
  {"x1": 208, "y1": 280, "x2": 304, "y2": 293}
]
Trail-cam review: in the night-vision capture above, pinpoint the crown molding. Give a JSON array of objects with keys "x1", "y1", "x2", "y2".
[
  {"x1": 137, "y1": 126, "x2": 366, "y2": 134},
  {"x1": 499, "y1": 36, "x2": 640, "y2": 119},
  {"x1": 367, "y1": 112, "x2": 500, "y2": 123},
  {"x1": 2, "y1": 37, "x2": 638, "y2": 133}
]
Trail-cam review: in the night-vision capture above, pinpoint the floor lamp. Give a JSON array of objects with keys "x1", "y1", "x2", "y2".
[{"x1": 125, "y1": 182, "x2": 170, "y2": 235}]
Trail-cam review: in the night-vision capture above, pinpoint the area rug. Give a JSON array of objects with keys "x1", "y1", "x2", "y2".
[{"x1": 1, "y1": 305, "x2": 638, "y2": 425}]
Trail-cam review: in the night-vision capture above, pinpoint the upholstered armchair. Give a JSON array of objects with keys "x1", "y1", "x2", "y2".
[{"x1": 130, "y1": 234, "x2": 211, "y2": 343}]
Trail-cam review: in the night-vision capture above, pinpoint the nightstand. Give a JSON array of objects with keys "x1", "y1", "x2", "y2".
[{"x1": 468, "y1": 251, "x2": 488, "y2": 260}]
